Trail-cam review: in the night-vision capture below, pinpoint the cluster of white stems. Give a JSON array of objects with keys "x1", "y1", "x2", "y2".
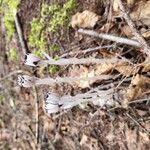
[
  {"x1": 18, "y1": 53, "x2": 120, "y2": 114},
  {"x1": 45, "y1": 89, "x2": 116, "y2": 114}
]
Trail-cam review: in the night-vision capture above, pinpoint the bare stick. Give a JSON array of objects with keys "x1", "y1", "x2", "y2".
[
  {"x1": 78, "y1": 29, "x2": 141, "y2": 47},
  {"x1": 0, "y1": 70, "x2": 22, "y2": 81},
  {"x1": 61, "y1": 45, "x2": 115, "y2": 58},
  {"x1": 128, "y1": 98, "x2": 150, "y2": 104},
  {"x1": 126, "y1": 113, "x2": 150, "y2": 135},
  {"x1": 33, "y1": 87, "x2": 39, "y2": 144},
  {"x1": 14, "y1": 13, "x2": 29, "y2": 54},
  {"x1": 118, "y1": 0, "x2": 150, "y2": 57}
]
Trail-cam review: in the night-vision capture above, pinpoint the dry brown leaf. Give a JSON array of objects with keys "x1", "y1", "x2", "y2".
[
  {"x1": 0, "y1": 129, "x2": 12, "y2": 141},
  {"x1": 125, "y1": 125, "x2": 150, "y2": 150},
  {"x1": 71, "y1": 10, "x2": 100, "y2": 28},
  {"x1": 130, "y1": 1, "x2": 150, "y2": 26},
  {"x1": 141, "y1": 58, "x2": 150, "y2": 72},
  {"x1": 142, "y1": 30, "x2": 150, "y2": 40},
  {"x1": 69, "y1": 66, "x2": 95, "y2": 88},
  {"x1": 127, "y1": 0, "x2": 135, "y2": 7},
  {"x1": 122, "y1": 74, "x2": 150, "y2": 107},
  {"x1": 126, "y1": 74, "x2": 146, "y2": 100},
  {"x1": 80, "y1": 134, "x2": 99, "y2": 150},
  {"x1": 125, "y1": 127, "x2": 138, "y2": 150},
  {"x1": 113, "y1": 0, "x2": 120, "y2": 12},
  {"x1": 68, "y1": 58, "x2": 149, "y2": 88},
  {"x1": 122, "y1": 25, "x2": 133, "y2": 37},
  {"x1": 139, "y1": 132, "x2": 150, "y2": 143},
  {"x1": 115, "y1": 63, "x2": 134, "y2": 76},
  {"x1": 95, "y1": 63, "x2": 114, "y2": 75},
  {"x1": 99, "y1": 22, "x2": 115, "y2": 32},
  {"x1": 113, "y1": 0, "x2": 135, "y2": 12}
]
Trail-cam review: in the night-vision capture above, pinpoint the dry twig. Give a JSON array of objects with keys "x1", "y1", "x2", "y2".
[
  {"x1": 14, "y1": 13, "x2": 29, "y2": 54},
  {"x1": 118, "y1": 0, "x2": 150, "y2": 57},
  {"x1": 0, "y1": 70, "x2": 22, "y2": 81},
  {"x1": 125, "y1": 113, "x2": 150, "y2": 136},
  {"x1": 78, "y1": 29, "x2": 141, "y2": 47},
  {"x1": 61, "y1": 45, "x2": 115, "y2": 58},
  {"x1": 33, "y1": 87, "x2": 39, "y2": 145}
]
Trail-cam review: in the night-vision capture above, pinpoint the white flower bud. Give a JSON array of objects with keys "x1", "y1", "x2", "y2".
[
  {"x1": 17, "y1": 75, "x2": 36, "y2": 87},
  {"x1": 45, "y1": 92, "x2": 61, "y2": 114},
  {"x1": 45, "y1": 92, "x2": 60, "y2": 104},
  {"x1": 45, "y1": 92, "x2": 82, "y2": 113},
  {"x1": 24, "y1": 53, "x2": 40, "y2": 67}
]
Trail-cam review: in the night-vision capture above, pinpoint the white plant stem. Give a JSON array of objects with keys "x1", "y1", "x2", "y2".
[
  {"x1": 24, "y1": 53, "x2": 127, "y2": 67},
  {"x1": 37, "y1": 75, "x2": 112, "y2": 85},
  {"x1": 39, "y1": 57, "x2": 126, "y2": 66},
  {"x1": 45, "y1": 89, "x2": 116, "y2": 114},
  {"x1": 18, "y1": 74, "x2": 113, "y2": 87},
  {"x1": 78, "y1": 28, "x2": 141, "y2": 47}
]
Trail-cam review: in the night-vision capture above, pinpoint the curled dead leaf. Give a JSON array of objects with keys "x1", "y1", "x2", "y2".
[
  {"x1": 113, "y1": 0, "x2": 120, "y2": 12},
  {"x1": 122, "y1": 74, "x2": 150, "y2": 107},
  {"x1": 122, "y1": 25, "x2": 133, "y2": 37},
  {"x1": 95, "y1": 63, "x2": 114, "y2": 75},
  {"x1": 69, "y1": 66, "x2": 95, "y2": 88},
  {"x1": 142, "y1": 30, "x2": 150, "y2": 40},
  {"x1": 130, "y1": 1, "x2": 150, "y2": 25},
  {"x1": 71, "y1": 10, "x2": 100, "y2": 28},
  {"x1": 80, "y1": 134, "x2": 99, "y2": 150},
  {"x1": 127, "y1": 0, "x2": 135, "y2": 7},
  {"x1": 141, "y1": 58, "x2": 150, "y2": 72},
  {"x1": 115, "y1": 63, "x2": 134, "y2": 76}
]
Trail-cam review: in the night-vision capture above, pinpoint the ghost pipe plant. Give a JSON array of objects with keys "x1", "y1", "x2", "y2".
[
  {"x1": 24, "y1": 53, "x2": 126, "y2": 67},
  {"x1": 17, "y1": 74, "x2": 113, "y2": 87},
  {"x1": 45, "y1": 89, "x2": 117, "y2": 114}
]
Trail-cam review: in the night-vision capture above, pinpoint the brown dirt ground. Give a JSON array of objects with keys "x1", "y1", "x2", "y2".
[{"x1": 0, "y1": 0, "x2": 150, "y2": 150}]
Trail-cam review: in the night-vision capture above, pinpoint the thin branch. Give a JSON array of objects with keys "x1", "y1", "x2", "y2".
[
  {"x1": 78, "y1": 28, "x2": 141, "y2": 47},
  {"x1": 60, "y1": 44, "x2": 115, "y2": 58},
  {"x1": 33, "y1": 87, "x2": 39, "y2": 145},
  {"x1": 0, "y1": 70, "x2": 23, "y2": 82},
  {"x1": 128, "y1": 98, "x2": 150, "y2": 104},
  {"x1": 125, "y1": 113, "x2": 150, "y2": 136},
  {"x1": 118, "y1": 0, "x2": 150, "y2": 57},
  {"x1": 14, "y1": 13, "x2": 29, "y2": 54},
  {"x1": 25, "y1": 53, "x2": 127, "y2": 67}
]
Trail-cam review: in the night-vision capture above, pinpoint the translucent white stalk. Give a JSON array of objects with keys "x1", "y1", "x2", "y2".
[
  {"x1": 45, "y1": 89, "x2": 117, "y2": 114},
  {"x1": 18, "y1": 74, "x2": 113, "y2": 87},
  {"x1": 24, "y1": 53, "x2": 126, "y2": 67}
]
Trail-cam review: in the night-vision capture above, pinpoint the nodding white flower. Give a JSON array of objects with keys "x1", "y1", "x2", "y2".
[
  {"x1": 17, "y1": 75, "x2": 36, "y2": 87},
  {"x1": 24, "y1": 53, "x2": 40, "y2": 67},
  {"x1": 45, "y1": 92, "x2": 61, "y2": 114},
  {"x1": 44, "y1": 89, "x2": 117, "y2": 114},
  {"x1": 45, "y1": 92, "x2": 88, "y2": 114}
]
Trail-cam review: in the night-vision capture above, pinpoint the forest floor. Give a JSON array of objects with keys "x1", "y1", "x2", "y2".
[{"x1": 0, "y1": 0, "x2": 150, "y2": 149}]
